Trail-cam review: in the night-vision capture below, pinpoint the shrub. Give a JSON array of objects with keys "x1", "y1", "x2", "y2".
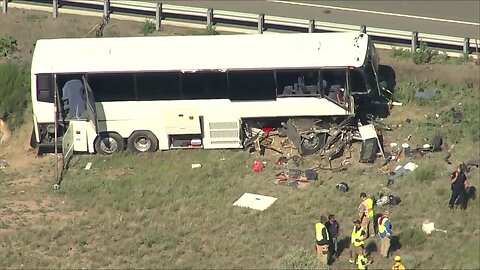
[
  {"x1": 140, "y1": 19, "x2": 156, "y2": 36},
  {"x1": 205, "y1": 25, "x2": 219, "y2": 35},
  {"x1": 399, "y1": 227, "x2": 427, "y2": 247},
  {"x1": 0, "y1": 61, "x2": 30, "y2": 129},
  {"x1": 412, "y1": 42, "x2": 437, "y2": 65},
  {"x1": 413, "y1": 165, "x2": 436, "y2": 182},
  {"x1": 0, "y1": 34, "x2": 18, "y2": 58},
  {"x1": 277, "y1": 249, "x2": 326, "y2": 269},
  {"x1": 391, "y1": 48, "x2": 411, "y2": 59},
  {"x1": 432, "y1": 52, "x2": 449, "y2": 64}
]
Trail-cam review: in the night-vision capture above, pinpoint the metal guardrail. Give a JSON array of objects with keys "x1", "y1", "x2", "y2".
[{"x1": 2, "y1": 0, "x2": 479, "y2": 57}]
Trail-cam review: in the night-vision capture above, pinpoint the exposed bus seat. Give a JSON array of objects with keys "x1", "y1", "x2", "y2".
[
  {"x1": 283, "y1": 86, "x2": 294, "y2": 95},
  {"x1": 304, "y1": 85, "x2": 318, "y2": 94},
  {"x1": 62, "y1": 79, "x2": 87, "y2": 119}
]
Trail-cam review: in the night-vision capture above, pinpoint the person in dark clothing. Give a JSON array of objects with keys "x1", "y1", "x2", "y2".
[
  {"x1": 373, "y1": 213, "x2": 383, "y2": 235},
  {"x1": 324, "y1": 214, "x2": 340, "y2": 264},
  {"x1": 449, "y1": 163, "x2": 468, "y2": 209}
]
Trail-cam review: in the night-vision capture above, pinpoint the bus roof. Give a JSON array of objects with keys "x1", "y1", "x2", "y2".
[{"x1": 31, "y1": 32, "x2": 370, "y2": 74}]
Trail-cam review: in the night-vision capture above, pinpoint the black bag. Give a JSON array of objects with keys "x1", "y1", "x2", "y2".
[
  {"x1": 432, "y1": 135, "x2": 443, "y2": 151},
  {"x1": 305, "y1": 169, "x2": 318, "y2": 180},
  {"x1": 388, "y1": 195, "x2": 401, "y2": 205},
  {"x1": 336, "y1": 182, "x2": 349, "y2": 192},
  {"x1": 359, "y1": 138, "x2": 379, "y2": 163}
]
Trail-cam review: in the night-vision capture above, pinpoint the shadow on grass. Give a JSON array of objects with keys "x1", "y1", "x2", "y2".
[
  {"x1": 337, "y1": 236, "x2": 351, "y2": 258},
  {"x1": 390, "y1": 235, "x2": 402, "y2": 253},
  {"x1": 365, "y1": 241, "x2": 378, "y2": 256}
]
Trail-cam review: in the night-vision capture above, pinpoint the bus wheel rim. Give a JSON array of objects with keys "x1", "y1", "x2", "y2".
[
  {"x1": 100, "y1": 137, "x2": 118, "y2": 153},
  {"x1": 134, "y1": 136, "x2": 151, "y2": 152},
  {"x1": 302, "y1": 135, "x2": 320, "y2": 149}
]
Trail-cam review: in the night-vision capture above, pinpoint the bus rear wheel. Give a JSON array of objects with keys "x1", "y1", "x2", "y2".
[
  {"x1": 300, "y1": 132, "x2": 326, "y2": 156},
  {"x1": 127, "y1": 131, "x2": 158, "y2": 153},
  {"x1": 95, "y1": 132, "x2": 125, "y2": 155}
]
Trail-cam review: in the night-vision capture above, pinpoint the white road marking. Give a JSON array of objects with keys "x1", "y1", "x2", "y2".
[{"x1": 267, "y1": 0, "x2": 480, "y2": 26}]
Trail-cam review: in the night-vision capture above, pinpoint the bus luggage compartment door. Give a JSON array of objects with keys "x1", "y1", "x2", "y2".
[
  {"x1": 203, "y1": 117, "x2": 242, "y2": 149},
  {"x1": 164, "y1": 108, "x2": 201, "y2": 135}
]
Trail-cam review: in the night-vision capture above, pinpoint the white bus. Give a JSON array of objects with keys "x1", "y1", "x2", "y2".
[{"x1": 30, "y1": 32, "x2": 387, "y2": 156}]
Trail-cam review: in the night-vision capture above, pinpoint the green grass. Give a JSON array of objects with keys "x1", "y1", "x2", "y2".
[
  {"x1": 140, "y1": 19, "x2": 156, "y2": 36},
  {"x1": 1, "y1": 76, "x2": 479, "y2": 269},
  {"x1": 0, "y1": 61, "x2": 31, "y2": 129}
]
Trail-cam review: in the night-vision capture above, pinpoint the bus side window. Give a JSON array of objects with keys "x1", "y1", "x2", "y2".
[
  {"x1": 87, "y1": 73, "x2": 135, "y2": 102},
  {"x1": 229, "y1": 70, "x2": 276, "y2": 101},
  {"x1": 37, "y1": 74, "x2": 54, "y2": 103},
  {"x1": 276, "y1": 70, "x2": 320, "y2": 96}
]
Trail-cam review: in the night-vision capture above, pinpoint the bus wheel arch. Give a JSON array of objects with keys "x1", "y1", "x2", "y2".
[
  {"x1": 127, "y1": 130, "x2": 158, "y2": 153},
  {"x1": 94, "y1": 132, "x2": 125, "y2": 155}
]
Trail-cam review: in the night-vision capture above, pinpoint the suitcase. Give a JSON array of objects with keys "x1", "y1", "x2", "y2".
[{"x1": 359, "y1": 138, "x2": 379, "y2": 163}]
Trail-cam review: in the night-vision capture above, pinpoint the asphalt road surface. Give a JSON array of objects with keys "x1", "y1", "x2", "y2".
[{"x1": 162, "y1": 0, "x2": 480, "y2": 39}]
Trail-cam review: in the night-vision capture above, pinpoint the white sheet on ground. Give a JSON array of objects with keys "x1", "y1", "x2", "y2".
[{"x1": 233, "y1": 193, "x2": 277, "y2": 211}]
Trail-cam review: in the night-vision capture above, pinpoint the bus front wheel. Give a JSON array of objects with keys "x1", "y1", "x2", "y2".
[
  {"x1": 95, "y1": 132, "x2": 125, "y2": 155},
  {"x1": 127, "y1": 131, "x2": 158, "y2": 153}
]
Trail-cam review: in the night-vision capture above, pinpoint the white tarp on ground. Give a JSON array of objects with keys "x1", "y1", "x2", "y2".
[{"x1": 233, "y1": 193, "x2": 278, "y2": 211}]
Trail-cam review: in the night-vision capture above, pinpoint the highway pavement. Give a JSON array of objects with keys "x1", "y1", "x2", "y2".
[{"x1": 161, "y1": 0, "x2": 480, "y2": 39}]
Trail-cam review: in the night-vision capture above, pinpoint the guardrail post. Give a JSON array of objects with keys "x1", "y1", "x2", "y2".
[
  {"x1": 258, "y1": 14, "x2": 265, "y2": 34},
  {"x1": 360, "y1": 25, "x2": 367, "y2": 33},
  {"x1": 206, "y1": 8, "x2": 213, "y2": 29},
  {"x1": 156, "y1": 2, "x2": 162, "y2": 31},
  {"x1": 2, "y1": 0, "x2": 7, "y2": 13},
  {"x1": 463, "y1": 38, "x2": 470, "y2": 57},
  {"x1": 53, "y1": 0, "x2": 58, "y2": 18},
  {"x1": 411, "y1": 31, "x2": 418, "y2": 52},
  {"x1": 308, "y1": 19, "x2": 315, "y2": 33},
  {"x1": 103, "y1": 0, "x2": 110, "y2": 19}
]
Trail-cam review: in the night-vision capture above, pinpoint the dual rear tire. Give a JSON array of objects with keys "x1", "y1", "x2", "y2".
[{"x1": 94, "y1": 131, "x2": 158, "y2": 155}]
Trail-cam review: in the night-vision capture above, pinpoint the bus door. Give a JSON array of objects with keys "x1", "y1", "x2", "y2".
[
  {"x1": 81, "y1": 76, "x2": 99, "y2": 152},
  {"x1": 81, "y1": 76, "x2": 98, "y2": 133}
]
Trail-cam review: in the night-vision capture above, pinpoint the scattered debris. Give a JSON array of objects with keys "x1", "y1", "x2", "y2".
[
  {"x1": 450, "y1": 108, "x2": 464, "y2": 123},
  {"x1": 376, "y1": 194, "x2": 401, "y2": 206},
  {"x1": 274, "y1": 156, "x2": 289, "y2": 166},
  {"x1": 336, "y1": 182, "x2": 349, "y2": 192},
  {"x1": 0, "y1": 158, "x2": 9, "y2": 169},
  {"x1": 415, "y1": 88, "x2": 438, "y2": 100},
  {"x1": 422, "y1": 220, "x2": 447, "y2": 234},
  {"x1": 358, "y1": 124, "x2": 385, "y2": 162},
  {"x1": 466, "y1": 159, "x2": 480, "y2": 168},
  {"x1": 233, "y1": 193, "x2": 277, "y2": 211},
  {"x1": 84, "y1": 162, "x2": 92, "y2": 170},
  {"x1": 387, "y1": 162, "x2": 418, "y2": 185},
  {"x1": 274, "y1": 168, "x2": 318, "y2": 188},
  {"x1": 191, "y1": 163, "x2": 202, "y2": 169},
  {"x1": 252, "y1": 160, "x2": 265, "y2": 172}
]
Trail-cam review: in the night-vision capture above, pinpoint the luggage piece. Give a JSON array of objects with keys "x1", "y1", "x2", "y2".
[{"x1": 359, "y1": 137, "x2": 379, "y2": 163}]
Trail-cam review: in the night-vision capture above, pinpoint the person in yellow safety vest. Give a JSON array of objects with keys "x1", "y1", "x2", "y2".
[
  {"x1": 349, "y1": 219, "x2": 366, "y2": 264},
  {"x1": 378, "y1": 210, "x2": 395, "y2": 258},
  {"x1": 356, "y1": 248, "x2": 372, "y2": 270},
  {"x1": 391, "y1": 256, "x2": 406, "y2": 270},
  {"x1": 315, "y1": 215, "x2": 330, "y2": 265},
  {"x1": 358, "y1": 192, "x2": 374, "y2": 238}
]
